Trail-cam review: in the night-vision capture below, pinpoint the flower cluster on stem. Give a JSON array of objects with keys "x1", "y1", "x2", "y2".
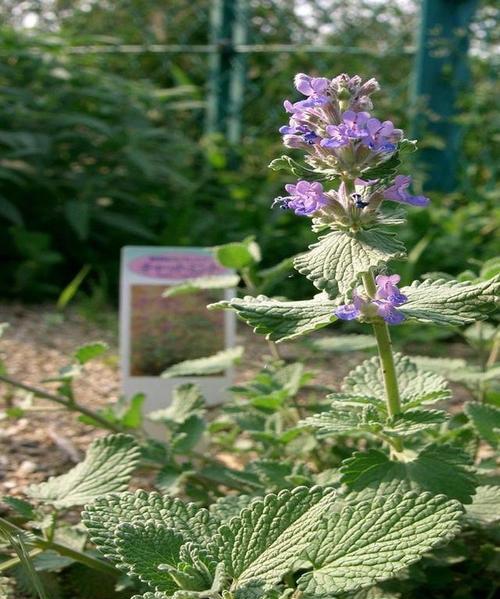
[{"x1": 274, "y1": 73, "x2": 429, "y2": 233}]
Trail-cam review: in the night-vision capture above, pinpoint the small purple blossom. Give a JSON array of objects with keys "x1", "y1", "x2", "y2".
[
  {"x1": 335, "y1": 274, "x2": 407, "y2": 325},
  {"x1": 321, "y1": 111, "x2": 370, "y2": 148},
  {"x1": 383, "y1": 176, "x2": 430, "y2": 207},
  {"x1": 294, "y1": 73, "x2": 330, "y2": 97},
  {"x1": 273, "y1": 180, "x2": 328, "y2": 216},
  {"x1": 279, "y1": 123, "x2": 320, "y2": 146},
  {"x1": 361, "y1": 117, "x2": 402, "y2": 153}
]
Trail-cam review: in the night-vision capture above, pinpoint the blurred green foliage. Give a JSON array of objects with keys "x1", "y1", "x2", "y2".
[{"x1": 0, "y1": 1, "x2": 498, "y2": 301}]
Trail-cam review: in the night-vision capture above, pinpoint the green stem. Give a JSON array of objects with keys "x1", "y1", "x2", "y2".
[
  {"x1": 362, "y1": 272, "x2": 403, "y2": 453},
  {"x1": 0, "y1": 374, "x2": 122, "y2": 433},
  {"x1": 0, "y1": 517, "x2": 117, "y2": 577}
]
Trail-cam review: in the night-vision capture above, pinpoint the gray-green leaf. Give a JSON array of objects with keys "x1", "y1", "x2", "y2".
[
  {"x1": 465, "y1": 485, "x2": 500, "y2": 525},
  {"x1": 464, "y1": 402, "x2": 500, "y2": 448},
  {"x1": 208, "y1": 294, "x2": 337, "y2": 342},
  {"x1": 297, "y1": 492, "x2": 461, "y2": 596},
  {"x1": 28, "y1": 434, "x2": 140, "y2": 508},
  {"x1": 161, "y1": 347, "x2": 243, "y2": 378},
  {"x1": 342, "y1": 353, "x2": 451, "y2": 408},
  {"x1": 294, "y1": 229, "x2": 406, "y2": 298},
  {"x1": 340, "y1": 444, "x2": 477, "y2": 503},
  {"x1": 400, "y1": 277, "x2": 499, "y2": 326},
  {"x1": 115, "y1": 522, "x2": 184, "y2": 592}
]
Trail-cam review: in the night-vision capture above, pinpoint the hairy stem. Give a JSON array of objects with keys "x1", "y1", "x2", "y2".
[
  {"x1": 0, "y1": 374, "x2": 122, "y2": 433},
  {"x1": 362, "y1": 272, "x2": 403, "y2": 453}
]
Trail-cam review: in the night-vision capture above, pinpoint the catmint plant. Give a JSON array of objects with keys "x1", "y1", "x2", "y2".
[{"x1": 3, "y1": 73, "x2": 498, "y2": 599}]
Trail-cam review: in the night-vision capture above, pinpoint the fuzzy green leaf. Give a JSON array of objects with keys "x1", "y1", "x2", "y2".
[
  {"x1": 383, "y1": 409, "x2": 447, "y2": 437},
  {"x1": 28, "y1": 434, "x2": 140, "y2": 508},
  {"x1": 341, "y1": 353, "x2": 451, "y2": 408},
  {"x1": 464, "y1": 402, "x2": 500, "y2": 448},
  {"x1": 294, "y1": 229, "x2": 406, "y2": 298},
  {"x1": 310, "y1": 334, "x2": 377, "y2": 353},
  {"x1": 163, "y1": 274, "x2": 240, "y2": 297},
  {"x1": 73, "y1": 341, "x2": 109, "y2": 365},
  {"x1": 465, "y1": 485, "x2": 500, "y2": 525},
  {"x1": 340, "y1": 444, "x2": 477, "y2": 503},
  {"x1": 209, "y1": 294, "x2": 338, "y2": 342},
  {"x1": 299, "y1": 404, "x2": 383, "y2": 436},
  {"x1": 215, "y1": 241, "x2": 261, "y2": 269},
  {"x1": 400, "y1": 277, "x2": 500, "y2": 326},
  {"x1": 82, "y1": 490, "x2": 215, "y2": 564},
  {"x1": 161, "y1": 347, "x2": 244, "y2": 378},
  {"x1": 148, "y1": 384, "x2": 206, "y2": 424},
  {"x1": 297, "y1": 492, "x2": 461, "y2": 596},
  {"x1": 115, "y1": 522, "x2": 184, "y2": 592},
  {"x1": 209, "y1": 495, "x2": 254, "y2": 524},
  {"x1": 213, "y1": 486, "x2": 337, "y2": 591}
]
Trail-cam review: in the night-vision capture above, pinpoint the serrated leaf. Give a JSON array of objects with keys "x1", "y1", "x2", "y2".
[
  {"x1": 115, "y1": 522, "x2": 184, "y2": 592},
  {"x1": 299, "y1": 404, "x2": 383, "y2": 436},
  {"x1": 213, "y1": 486, "x2": 337, "y2": 590},
  {"x1": 73, "y1": 341, "x2": 109, "y2": 365},
  {"x1": 383, "y1": 409, "x2": 447, "y2": 437},
  {"x1": 148, "y1": 384, "x2": 206, "y2": 424},
  {"x1": 310, "y1": 334, "x2": 377, "y2": 353},
  {"x1": 465, "y1": 485, "x2": 500, "y2": 525},
  {"x1": 400, "y1": 277, "x2": 499, "y2": 326},
  {"x1": 28, "y1": 434, "x2": 140, "y2": 508},
  {"x1": 161, "y1": 347, "x2": 243, "y2": 378},
  {"x1": 464, "y1": 402, "x2": 500, "y2": 448},
  {"x1": 209, "y1": 495, "x2": 254, "y2": 523},
  {"x1": 209, "y1": 294, "x2": 337, "y2": 342},
  {"x1": 2, "y1": 496, "x2": 35, "y2": 519},
  {"x1": 296, "y1": 491, "x2": 461, "y2": 596},
  {"x1": 82, "y1": 490, "x2": 215, "y2": 564},
  {"x1": 293, "y1": 229, "x2": 406, "y2": 298},
  {"x1": 342, "y1": 353, "x2": 451, "y2": 408},
  {"x1": 162, "y1": 274, "x2": 240, "y2": 298},
  {"x1": 340, "y1": 444, "x2": 477, "y2": 503}
]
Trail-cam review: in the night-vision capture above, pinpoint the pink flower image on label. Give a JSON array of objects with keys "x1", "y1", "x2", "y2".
[{"x1": 128, "y1": 253, "x2": 228, "y2": 280}]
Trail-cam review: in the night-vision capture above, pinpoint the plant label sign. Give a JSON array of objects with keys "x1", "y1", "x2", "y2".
[{"x1": 120, "y1": 246, "x2": 236, "y2": 417}]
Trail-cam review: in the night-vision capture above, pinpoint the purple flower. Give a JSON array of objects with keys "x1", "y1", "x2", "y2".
[
  {"x1": 273, "y1": 180, "x2": 328, "y2": 216},
  {"x1": 361, "y1": 117, "x2": 402, "y2": 153},
  {"x1": 279, "y1": 123, "x2": 320, "y2": 146},
  {"x1": 321, "y1": 111, "x2": 370, "y2": 148},
  {"x1": 335, "y1": 291, "x2": 365, "y2": 320},
  {"x1": 383, "y1": 176, "x2": 430, "y2": 207},
  {"x1": 335, "y1": 274, "x2": 407, "y2": 325},
  {"x1": 294, "y1": 73, "x2": 330, "y2": 96}
]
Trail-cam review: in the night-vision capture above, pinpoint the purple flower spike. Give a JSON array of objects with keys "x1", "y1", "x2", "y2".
[
  {"x1": 383, "y1": 176, "x2": 430, "y2": 207},
  {"x1": 273, "y1": 180, "x2": 328, "y2": 216}
]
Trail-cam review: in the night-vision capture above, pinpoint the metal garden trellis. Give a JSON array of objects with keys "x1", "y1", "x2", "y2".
[
  {"x1": 13, "y1": 0, "x2": 479, "y2": 192},
  {"x1": 204, "y1": 0, "x2": 479, "y2": 191}
]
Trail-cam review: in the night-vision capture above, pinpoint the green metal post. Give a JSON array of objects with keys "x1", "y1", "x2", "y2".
[
  {"x1": 411, "y1": 0, "x2": 478, "y2": 192},
  {"x1": 227, "y1": 0, "x2": 248, "y2": 146},
  {"x1": 206, "y1": 0, "x2": 237, "y2": 137}
]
